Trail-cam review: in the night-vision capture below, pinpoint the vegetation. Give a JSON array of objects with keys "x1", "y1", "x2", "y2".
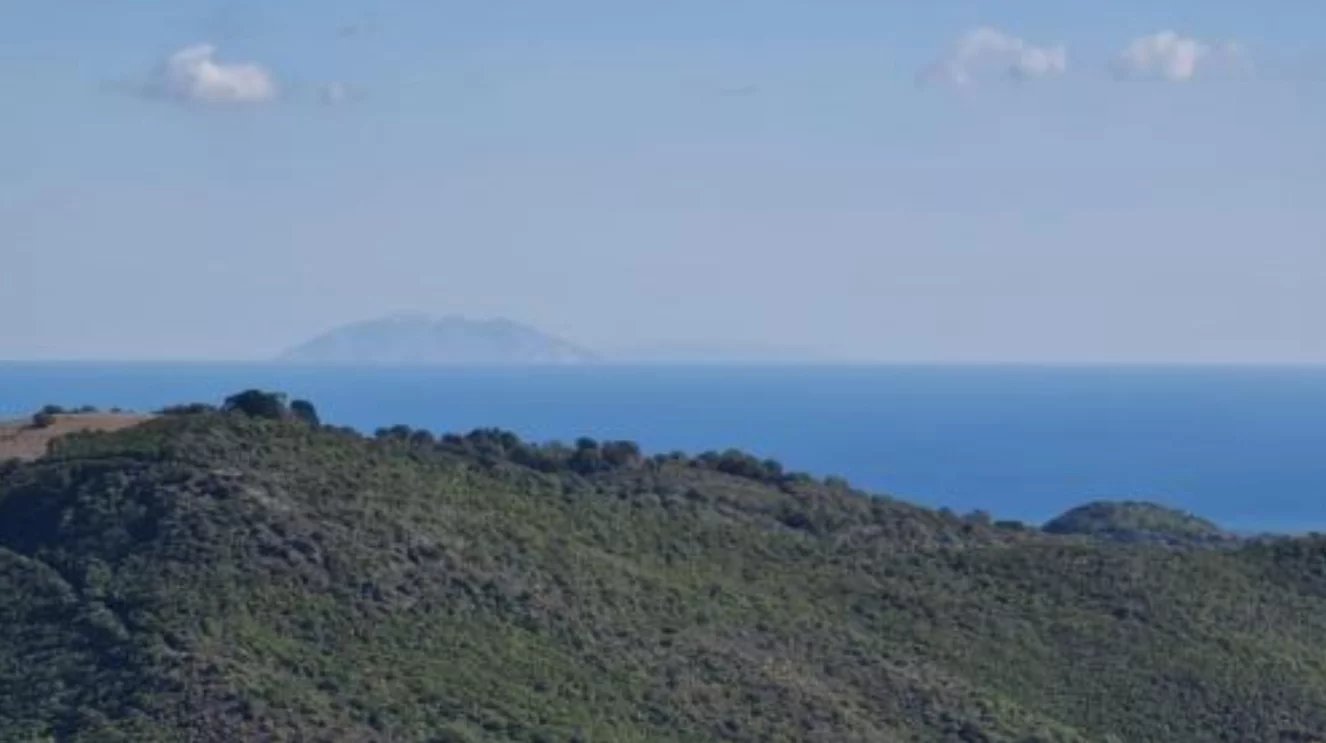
[
  {"x1": 212, "y1": 390, "x2": 319, "y2": 427},
  {"x1": 29, "y1": 405, "x2": 67, "y2": 428},
  {"x1": 27, "y1": 404, "x2": 106, "y2": 429},
  {"x1": 158, "y1": 403, "x2": 217, "y2": 416},
  {"x1": 29, "y1": 411, "x2": 56, "y2": 429},
  {"x1": 1043, "y1": 500, "x2": 1233, "y2": 546},
  {"x1": 0, "y1": 396, "x2": 1324, "y2": 741},
  {"x1": 221, "y1": 389, "x2": 290, "y2": 420},
  {"x1": 289, "y1": 399, "x2": 320, "y2": 427}
]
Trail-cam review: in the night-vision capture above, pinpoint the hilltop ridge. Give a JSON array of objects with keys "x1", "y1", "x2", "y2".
[{"x1": 1, "y1": 393, "x2": 1324, "y2": 741}]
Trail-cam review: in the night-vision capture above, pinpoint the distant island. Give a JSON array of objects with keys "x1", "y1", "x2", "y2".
[{"x1": 279, "y1": 314, "x2": 597, "y2": 365}]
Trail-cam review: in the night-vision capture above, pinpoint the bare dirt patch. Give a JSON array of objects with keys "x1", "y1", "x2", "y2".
[{"x1": 0, "y1": 414, "x2": 150, "y2": 461}]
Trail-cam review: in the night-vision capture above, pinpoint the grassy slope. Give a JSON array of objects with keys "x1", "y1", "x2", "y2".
[{"x1": 1, "y1": 414, "x2": 1325, "y2": 742}]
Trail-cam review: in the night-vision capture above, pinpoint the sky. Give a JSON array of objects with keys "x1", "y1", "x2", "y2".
[{"x1": 2, "y1": 0, "x2": 1325, "y2": 362}]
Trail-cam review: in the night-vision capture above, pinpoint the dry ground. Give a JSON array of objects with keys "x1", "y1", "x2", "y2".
[{"x1": 0, "y1": 413, "x2": 150, "y2": 461}]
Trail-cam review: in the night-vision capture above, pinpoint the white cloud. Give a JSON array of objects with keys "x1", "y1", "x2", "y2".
[
  {"x1": 150, "y1": 44, "x2": 278, "y2": 104},
  {"x1": 921, "y1": 28, "x2": 1068, "y2": 86},
  {"x1": 1113, "y1": 32, "x2": 1245, "y2": 82}
]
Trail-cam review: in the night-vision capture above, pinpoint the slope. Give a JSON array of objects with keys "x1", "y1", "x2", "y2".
[{"x1": 1, "y1": 409, "x2": 1324, "y2": 742}]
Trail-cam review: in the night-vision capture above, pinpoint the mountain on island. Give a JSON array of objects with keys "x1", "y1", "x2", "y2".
[{"x1": 278, "y1": 314, "x2": 596, "y2": 365}]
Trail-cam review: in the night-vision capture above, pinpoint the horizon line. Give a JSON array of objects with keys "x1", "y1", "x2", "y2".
[{"x1": 4, "y1": 358, "x2": 1326, "y2": 369}]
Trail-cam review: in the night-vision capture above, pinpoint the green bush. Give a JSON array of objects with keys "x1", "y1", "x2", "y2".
[
  {"x1": 158, "y1": 403, "x2": 216, "y2": 416},
  {"x1": 221, "y1": 390, "x2": 289, "y2": 420},
  {"x1": 29, "y1": 412, "x2": 56, "y2": 429},
  {"x1": 289, "y1": 399, "x2": 320, "y2": 427}
]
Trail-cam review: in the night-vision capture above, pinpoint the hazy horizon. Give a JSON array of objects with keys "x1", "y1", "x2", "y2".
[{"x1": 5, "y1": 1, "x2": 1324, "y2": 363}]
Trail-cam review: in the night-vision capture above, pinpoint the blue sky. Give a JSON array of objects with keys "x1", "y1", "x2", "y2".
[{"x1": 3, "y1": 1, "x2": 1324, "y2": 361}]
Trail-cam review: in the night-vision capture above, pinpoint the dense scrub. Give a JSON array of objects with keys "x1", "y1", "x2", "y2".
[
  {"x1": 1, "y1": 406, "x2": 1324, "y2": 741},
  {"x1": 1043, "y1": 500, "x2": 1235, "y2": 546}
]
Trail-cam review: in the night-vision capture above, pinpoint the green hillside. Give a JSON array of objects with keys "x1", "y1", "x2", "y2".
[
  {"x1": 1, "y1": 397, "x2": 1324, "y2": 742},
  {"x1": 1043, "y1": 501, "x2": 1233, "y2": 546}
]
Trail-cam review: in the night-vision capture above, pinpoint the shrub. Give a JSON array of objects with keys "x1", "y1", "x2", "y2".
[
  {"x1": 965, "y1": 510, "x2": 993, "y2": 526},
  {"x1": 409, "y1": 430, "x2": 436, "y2": 447},
  {"x1": 159, "y1": 403, "x2": 217, "y2": 416},
  {"x1": 375, "y1": 425, "x2": 414, "y2": 441},
  {"x1": 221, "y1": 390, "x2": 289, "y2": 420},
  {"x1": 708, "y1": 449, "x2": 784, "y2": 483},
  {"x1": 569, "y1": 445, "x2": 606, "y2": 475},
  {"x1": 778, "y1": 508, "x2": 816, "y2": 533},
  {"x1": 30, "y1": 411, "x2": 57, "y2": 429},
  {"x1": 601, "y1": 440, "x2": 643, "y2": 469},
  {"x1": 289, "y1": 399, "x2": 320, "y2": 427}
]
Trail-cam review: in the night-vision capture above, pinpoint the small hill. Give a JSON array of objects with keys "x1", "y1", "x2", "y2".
[
  {"x1": 279, "y1": 314, "x2": 596, "y2": 365},
  {"x1": 1044, "y1": 500, "x2": 1234, "y2": 546},
  {"x1": 3, "y1": 396, "x2": 1326, "y2": 741}
]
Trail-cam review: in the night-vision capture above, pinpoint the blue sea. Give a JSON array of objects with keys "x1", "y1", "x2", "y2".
[{"x1": 2, "y1": 363, "x2": 1324, "y2": 533}]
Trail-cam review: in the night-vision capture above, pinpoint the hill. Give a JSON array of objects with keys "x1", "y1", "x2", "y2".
[
  {"x1": 1044, "y1": 500, "x2": 1234, "y2": 546},
  {"x1": 2, "y1": 395, "x2": 1325, "y2": 741},
  {"x1": 279, "y1": 314, "x2": 596, "y2": 365}
]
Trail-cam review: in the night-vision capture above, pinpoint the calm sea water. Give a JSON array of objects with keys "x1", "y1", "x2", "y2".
[{"x1": 2, "y1": 363, "x2": 1324, "y2": 533}]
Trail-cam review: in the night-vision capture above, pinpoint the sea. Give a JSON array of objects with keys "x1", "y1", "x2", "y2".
[{"x1": 2, "y1": 363, "x2": 1324, "y2": 534}]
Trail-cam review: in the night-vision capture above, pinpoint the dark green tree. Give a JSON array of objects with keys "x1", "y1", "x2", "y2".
[
  {"x1": 569, "y1": 444, "x2": 606, "y2": 475},
  {"x1": 158, "y1": 403, "x2": 216, "y2": 416},
  {"x1": 375, "y1": 425, "x2": 414, "y2": 440},
  {"x1": 409, "y1": 429, "x2": 436, "y2": 447},
  {"x1": 30, "y1": 411, "x2": 56, "y2": 429},
  {"x1": 601, "y1": 440, "x2": 643, "y2": 469},
  {"x1": 221, "y1": 390, "x2": 288, "y2": 420},
  {"x1": 289, "y1": 399, "x2": 320, "y2": 427}
]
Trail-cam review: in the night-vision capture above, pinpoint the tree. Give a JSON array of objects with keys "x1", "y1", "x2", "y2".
[
  {"x1": 30, "y1": 411, "x2": 56, "y2": 429},
  {"x1": 221, "y1": 390, "x2": 288, "y2": 420},
  {"x1": 289, "y1": 399, "x2": 320, "y2": 427},
  {"x1": 709, "y1": 449, "x2": 783, "y2": 482},
  {"x1": 158, "y1": 403, "x2": 216, "y2": 416},
  {"x1": 601, "y1": 440, "x2": 643, "y2": 469},
  {"x1": 375, "y1": 425, "x2": 414, "y2": 441},
  {"x1": 575, "y1": 437, "x2": 599, "y2": 451},
  {"x1": 569, "y1": 444, "x2": 605, "y2": 475}
]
